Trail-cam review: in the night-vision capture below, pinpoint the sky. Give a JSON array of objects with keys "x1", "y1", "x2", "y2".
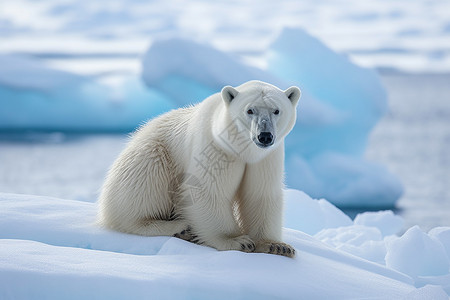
[{"x1": 1, "y1": 0, "x2": 450, "y2": 74}]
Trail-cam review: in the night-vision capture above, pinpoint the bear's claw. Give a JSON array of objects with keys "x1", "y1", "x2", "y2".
[
  {"x1": 239, "y1": 242, "x2": 255, "y2": 252},
  {"x1": 173, "y1": 226, "x2": 202, "y2": 244},
  {"x1": 255, "y1": 241, "x2": 296, "y2": 258},
  {"x1": 226, "y1": 235, "x2": 255, "y2": 253}
]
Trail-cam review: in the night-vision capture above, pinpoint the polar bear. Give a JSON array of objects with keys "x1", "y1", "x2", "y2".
[{"x1": 98, "y1": 80, "x2": 301, "y2": 257}]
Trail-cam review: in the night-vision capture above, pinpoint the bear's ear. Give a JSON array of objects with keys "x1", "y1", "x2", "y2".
[
  {"x1": 221, "y1": 86, "x2": 239, "y2": 105},
  {"x1": 284, "y1": 86, "x2": 301, "y2": 106}
]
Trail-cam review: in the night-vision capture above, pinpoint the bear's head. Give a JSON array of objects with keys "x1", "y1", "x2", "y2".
[{"x1": 217, "y1": 80, "x2": 300, "y2": 162}]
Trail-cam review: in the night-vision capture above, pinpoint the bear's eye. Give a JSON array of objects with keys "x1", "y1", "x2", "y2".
[
  {"x1": 274, "y1": 109, "x2": 280, "y2": 115},
  {"x1": 247, "y1": 109, "x2": 254, "y2": 115}
]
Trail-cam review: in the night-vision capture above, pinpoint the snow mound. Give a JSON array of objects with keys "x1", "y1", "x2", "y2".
[
  {"x1": 142, "y1": 29, "x2": 403, "y2": 207},
  {"x1": 0, "y1": 191, "x2": 449, "y2": 298},
  {"x1": 430, "y1": 227, "x2": 450, "y2": 258},
  {"x1": 354, "y1": 210, "x2": 404, "y2": 237},
  {"x1": 284, "y1": 190, "x2": 450, "y2": 293},
  {"x1": 385, "y1": 226, "x2": 450, "y2": 294},
  {"x1": 284, "y1": 189, "x2": 352, "y2": 235},
  {"x1": 315, "y1": 225, "x2": 387, "y2": 264},
  {"x1": 386, "y1": 226, "x2": 450, "y2": 278}
]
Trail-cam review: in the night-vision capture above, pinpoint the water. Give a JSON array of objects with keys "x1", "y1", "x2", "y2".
[
  {"x1": 0, "y1": 73, "x2": 449, "y2": 231},
  {"x1": 0, "y1": 133, "x2": 127, "y2": 202},
  {"x1": 366, "y1": 72, "x2": 450, "y2": 231}
]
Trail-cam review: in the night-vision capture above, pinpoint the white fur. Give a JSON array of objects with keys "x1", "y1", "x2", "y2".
[{"x1": 98, "y1": 80, "x2": 300, "y2": 254}]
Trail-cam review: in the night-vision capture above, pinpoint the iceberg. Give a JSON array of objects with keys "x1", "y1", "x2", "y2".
[
  {"x1": 267, "y1": 29, "x2": 403, "y2": 207},
  {"x1": 0, "y1": 54, "x2": 173, "y2": 132},
  {"x1": 141, "y1": 38, "x2": 283, "y2": 105},
  {"x1": 268, "y1": 28, "x2": 387, "y2": 157},
  {"x1": 0, "y1": 191, "x2": 448, "y2": 299}
]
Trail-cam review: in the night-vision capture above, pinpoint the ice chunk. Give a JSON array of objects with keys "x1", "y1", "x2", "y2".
[
  {"x1": 354, "y1": 210, "x2": 404, "y2": 237},
  {"x1": 415, "y1": 275, "x2": 450, "y2": 297},
  {"x1": 385, "y1": 226, "x2": 450, "y2": 278},
  {"x1": 283, "y1": 189, "x2": 352, "y2": 235},
  {"x1": 429, "y1": 227, "x2": 450, "y2": 259},
  {"x1": 315, "y1": 225, "x2": 387, "y2": 264},
  {"x1": 403, "y1": 285, "x2": 449, "y2": 300}
]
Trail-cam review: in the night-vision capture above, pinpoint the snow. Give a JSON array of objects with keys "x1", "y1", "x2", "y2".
[
  {"x1": 430, "y1": 227, "x2": 450, "y2": 259},
  {"x1": 315, "y1": 225, "x2": 387, "y2": 265},
  {"x1": 386, "y1": 226, "x2": 450, "y2": 278},
  {"x1": 284, "y1": 189, "x2": 352, "y2": 235},
  {"x1": 283, "y1": 190, "x2": 450, "y2": 295},
  {"x1": 1, "y1": 190, "x2": 449, "y2": 299}
]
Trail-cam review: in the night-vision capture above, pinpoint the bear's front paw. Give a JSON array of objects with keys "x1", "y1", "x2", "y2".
[
  {"x1": 255, "y1": 241, "x2": 296, "y2": 258},
  {"x1": 173, "y1": 226, "x2": 201, "y2": 244},
  {"x1": 210, "y1": 235, "x2": 255, "y2": 253},
  {"x1": 232, "y1": 235, "x2": 256, "y2": 253}
]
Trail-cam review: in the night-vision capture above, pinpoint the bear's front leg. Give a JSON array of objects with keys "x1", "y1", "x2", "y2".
[
  {"x1": 237, "y1": 148, "x2": 296, "y2": 258},
  {"x1": 181, "y1": 158, "x2": 255, "y2": 253},
  {"x1": 183, "y1": 189, "x2": 256, "y2": 253}
]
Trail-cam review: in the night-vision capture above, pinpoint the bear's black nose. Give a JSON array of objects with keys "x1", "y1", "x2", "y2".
[{"x1": 258, "y1": 132, "x2": 273, "y2": 146}]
